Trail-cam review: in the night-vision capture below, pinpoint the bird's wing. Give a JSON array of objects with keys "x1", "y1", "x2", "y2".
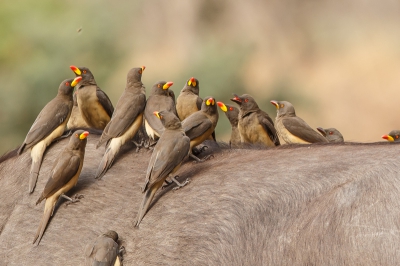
[
  {"x1": 41, "y1": 153, "x2": 81, "y2": 199},
  {"x1": 182, "y1": 113, "x2": 212, "y2": 140},
  {"x1": 104, "y1": 93, "x2": 146, "y2": 138},
  {"x1": 96, "y1": 87, "x2": 114, "y2": 117},
  {"x1": 257, "y1": 112, "x2": 280, "y2": 146},
  {"x1": 23, "y1": 100, "x2": 71, "y2": 148},
  {"x1": 144, "y1": 132, "x2": 190, "y2": 190},
  {"x1": 196, "y1": 96, "x2": 203, "y2": 111},
  {"x1": 282, "y1": 117, "x2": 328, "y2": 143}
]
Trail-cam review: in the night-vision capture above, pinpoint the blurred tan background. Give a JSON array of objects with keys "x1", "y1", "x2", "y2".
[{"x1": 1, "y1": 0, "x2": 400, "y2": 154}]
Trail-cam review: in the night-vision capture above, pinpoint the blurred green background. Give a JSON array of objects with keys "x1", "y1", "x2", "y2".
[{"x1": 1, "y1": 0, "x2": 400, "y2": 154}]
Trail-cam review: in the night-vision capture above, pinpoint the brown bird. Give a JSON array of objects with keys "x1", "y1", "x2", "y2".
[
  {"x1": 182, "y1": 96, "x2": 219, "y2": 161},
  {"x1": 95, "y1": 67, "x2": 146, "y2": 179},
  {"x1": 85, "y1": 230, "x2": 122, "y2": 266},
  {"x1": 382, "y1": 130, "x2": 400, "y2": 142},
  {"x1": 176, "y1": 77, "x2": 202, "y2": 121},
  {"x1": 270, "y1": 100, "x2": 328, "y2": 144},
  {"x1": 230, "y1": 94, "x2": 279, "y2": 147},
  {"x1": 70, "y1": 65, "x2": 114, "y2": 130},
  {"x1": 33, "y1": 130, "x2": 89, "y2": 246},
  {"x1": 143, "y1": 81, "x2": 176, "y2": 141},
  {"x1": 317, "y1": 127, "x2": 344, "y2": 143},
  {"x1": 135, "y1": 111, "x2": 190, "y2": 226},
  {"x1": 217, "y1": 102, "x2": 241, "y2": 147},
  {"x1": 66, "y1": 91, "x2": 89, "y2": 129},
  {"x1": 18, "y1": 77, "x2": 81, "y2": 193}
]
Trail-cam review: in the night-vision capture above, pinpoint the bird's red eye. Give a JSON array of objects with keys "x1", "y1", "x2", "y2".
[
  {"x1": 229, "y1": 107, "x2": 233, "y2": 111},
  {"x1": 65, "y1": 82, "x2": 70, "y2": 86},
  {"x1": 280, "y1": 104, "x2": 284, "y2": 108},
  {"x1": 244, "y1": 98, "x2": 249, "y2": 103},
  {"x1": 138, "y1": 70, "x2": 142, "y2": 74},
  {"x1": 83, "y1": 70, "x2": 87, "y2": 74},
  {"x1": 329, "y1": 132, "x2": 333, "y2": 135},
  {"x1": 75, "y1": 133, "x2": 78, "y2": 137},
  {"x1": 157, "y1": 84, "x2": 161, "y2": 88},
  {"x1": 396, "y1": 136, "x2": 399, "y2": 139}
]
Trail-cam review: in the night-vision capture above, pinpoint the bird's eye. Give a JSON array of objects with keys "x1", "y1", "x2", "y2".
[
  {"x1": 157, "y1": 84, "x2": 161, "y2": 88},
  {"x1": 280, "y1": 104, "x2": 284, "y2": 108},
  {"x1": 160, "y1": 115, "x2": 163, "y2": 119},
  {"x1": 75, "y1": 133, "x2": 78, "y2": 137},
  {"x1": 229, "y1": 107, "x2": 233, "y2": 111},
  {"x1": 138, "y1": 69, "x2": 142, "y2": 74},
  {"x1": 83, "y1": 70, "x2": 87, "y2": 74},
  {"x1": 65, "y1": 82, "x2": 70, "y2": 86},
  {"x1": 329, "y1": 131, "x2": 333, "y2": 135},
  {"x1": 396, "y1": 136, "x2": 399, "y2": 139},
  {"x1": 244, "y1": 99, "x2": 249, "y2": 103}
]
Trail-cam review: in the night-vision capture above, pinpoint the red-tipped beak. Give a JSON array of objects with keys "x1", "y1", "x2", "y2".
[
  {"x1": 270, "y1": 100, "x2": 279, "y2": 109},
  {"x1": 230, "y1": 94, "x2": 242, "y2": 104},
  {"x1": 141, "y1": 66, "x2": 146, "y2": 72},
  {"x1": 70, "y1": 65, "x2": 81, "y2": 75},
  {"x1": 382, "y1": 134, "x2": 394, "y2": 142},
  {"x1": 217, "y1": 101, "x2": 227, "y2": 112},
  {"x1": 163, "y1": 82, "x2": 174, "y2": 89},
  {"x1": 79, "y1": 131, "x2": 89, "y2": 139}
]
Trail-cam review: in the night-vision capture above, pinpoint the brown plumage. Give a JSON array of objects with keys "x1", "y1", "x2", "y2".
[
  {"x1": 85, "y1": 230, "x2": 122, "y2": 266},
  {"x1": 67, "y1": 91, "x2": 89, "y2": 129},
  {"x1": 176, "y1": 77, "x2": 202, "y2": 121},
  {"x1": 70, "y1": 66, "x2": 114, "y2": 130},
  {"x1": 231, "y1": 94, "x2": 279, "y2": 147},
  {"x1": 182, "y1": 96, "x2": 219, "y2": 161},
  {"x1": 135, "y1": 111, "x2": 190, "y2": 226},
  {"x1": 95, "y1": 67, "x2": 146, "y2": 179},
  {"x1": 271, "y1": 100, "x2": 328, "y2": 144},
  {"x1": 33, "y1": 130, "x2": 89, "y2": 245},
  {"x1": 143, "y1": 81, "x2": 176, "y2": 140},
  {"x1": 217, "y1": 102, "x2": 241, "y2": 147},
  {"x1": 317, "y1": 127, "x2": 344, "y2": 143},
  {"x1": 18, "y1": 77, "x2": 81, "y2": 193}
]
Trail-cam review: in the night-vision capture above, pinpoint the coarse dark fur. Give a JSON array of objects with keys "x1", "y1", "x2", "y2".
[{"x1": 1, "y1": 135, "x2": 400, "y2": 265}]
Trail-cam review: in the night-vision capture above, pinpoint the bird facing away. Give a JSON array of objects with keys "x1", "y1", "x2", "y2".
[
  {"x1": 143, "y1": 81, "x2": 176, "y2": 140},
  {"x1": 18, "y1": 77, "x2": 81, "y2": 193},
  {"x1": 230, "y1": 94, "x2": 280, "y2": 147},
  {"x1": 33, "y1": 130, "x2": 89, "y2": 246},
  {"x1": 270, "y1": 100, "x2": 328, "y2": 144},
  {"x1": 382, "y1": 130, "x2": 400, "y2": 142},
  {"x1": 70, "y1": 65, "x2": 114, "y2": 130},
  {"x1": 217, "y1": 102, "x2": 241, "y2": 147},
  {"x1": 135, "y1": 111, "x2": 190, "y2": 226},
  {"x1": 181, "y1": 96, "x2": 219, "y2": 161},
  {"x1": 176, "y1": 77, "x2": 202, "y2": 121},
  {"x1": 67, "y1": 91, "x2": 89, "y2": 129},
  {"x1": 85, "y1": 230, "x2": 122, "y2": 266},
  {"x1": 317, "y1": 127, "x2": 344, "y2": 143},
  {"x1": 95, "y1": 66, "x2": 146, "y2": 179}
]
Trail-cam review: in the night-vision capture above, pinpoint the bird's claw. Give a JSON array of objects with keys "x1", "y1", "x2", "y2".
[
  {"x1": 173, "y1": 178, "x2": 190, "y2": 190},
  {"x1": 161, "y1": 179, "x2": 173, "y2": 190},
  {"x1": 65, "y1": 194, "x2": 84, "y2": 206}
]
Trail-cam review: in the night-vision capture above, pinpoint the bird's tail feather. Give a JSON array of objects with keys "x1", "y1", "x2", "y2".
[
  {"x1": 95, "y1": 138, "x2": 121, "y2": 179},
  {"x1": 33, "y1": 199, "x2": 55, "y2": 245},
  {"x1": 29, "y1": 144, "x2": 46, "y2": 193},
  {"x1": 135, "y1": 182, "x2": 161, "y2": 227}
]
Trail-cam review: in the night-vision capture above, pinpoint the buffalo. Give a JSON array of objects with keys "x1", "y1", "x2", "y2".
[{"x1": 1, "y1": 133, "x2": 400, "y2": 265}]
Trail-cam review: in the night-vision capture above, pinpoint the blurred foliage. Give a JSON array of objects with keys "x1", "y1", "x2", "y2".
[{"x1": 1, "y1": 0, "x2": 400, "y2": 154}]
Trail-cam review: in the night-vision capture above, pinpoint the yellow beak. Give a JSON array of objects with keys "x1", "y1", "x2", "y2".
[
  {"x1": 70, "y1": 65, "x2": 81, "y2": 76},
  {"x1": 153, "y1": 111, "x2": 161, "y2": 119},
  {"x1": 79, "y1": 131, "x2": 89, "y2": 140},
  {"x1": 217, "y1": 102, "x2": 227, "y2": 112},
  {"x1": 163, "y1": 82, "x2": 173, "y2": 90},
  {"x1": 71, "y1": 76, "x2": 82, "y2": 87}
]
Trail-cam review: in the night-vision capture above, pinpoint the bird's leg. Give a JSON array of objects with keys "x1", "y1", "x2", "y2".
[
  {"x1": 63, "y1": 194, "x2": 84, "y2": 206},
  {"x1": 161, "y1": 179, "x2": 173, "y2": 190},
  {"x1": 198, "y1": 145, "x2": 208, "y2": 153},
  {"x1": 190, "y1": 153, "x2": 214, "y2": 163},
  {"x1": 132, "y1": 140, "x2": 144, "y2": 152},
  {"x1": 118, "y1": 246, "x2": 126, "y2": 261},
  {"x1": 170, "y1": 175, "x2": 190, "y2": 190}
]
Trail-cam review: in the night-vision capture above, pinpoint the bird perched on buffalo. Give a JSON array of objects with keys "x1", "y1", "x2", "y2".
[
  {"x1": 143, "y1": 81, "x2": 176, "y2": 142},
  {"x1": 317, "y1": 127, "x2": 344, "y2": 143},
  {"x1": 135, "y1": 111, "x2": 190, "y2": 226},
  {"x1": 18, "y1": 77, "x2": 81, "y2": 193},
  {"x1": 67, "y1": 91, "x2": 89, "y2": 129},
  {"x1": 230, "y1": 94, "x2": 279, "y2": 147},
  {"x1": 33, "y1": 130, "x2": 89, "y2": 246},
  {"x1": 95, "y1": 67, "x2": 146, "y2": 179},
  {"x1": 70, "y1": 65, "x2": 114, "y2": 130},
  {"x1": 217, "y1": 102, "x2": 241, "y2": 147},
  {"x1": 181, "y1": 96, "x2": 219, "y2": 161},
  {"x1": 176, "y1": 77, "x2": 202, "y2": 121},
  {"x1": 85, "y1": 230, "x2": 123, "y2": 266},
  {"x1": 270, "y1": 100, "x2": 328, "y2": 144},
  {"x1": 382, "y1": 130, "x2": 400, "y2": 142}
]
